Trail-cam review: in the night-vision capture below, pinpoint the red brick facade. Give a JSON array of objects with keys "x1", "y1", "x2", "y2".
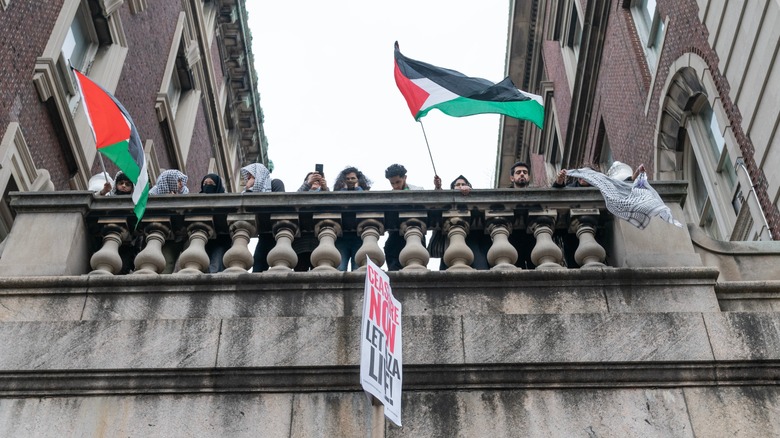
[
  {"x1": 0, "y1": 1, "x2": 244, "y2": 194},
  {"x1": 539, "y1": 0, "x2": 779, "y2": 238}
]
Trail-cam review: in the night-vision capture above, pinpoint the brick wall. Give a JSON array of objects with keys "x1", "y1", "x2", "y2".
[
  {"x1": 541, "y1": 0, "x2": 779, "y2": 237},
  {"x1": 0, "y1": 0, "x2": 73, "y2": 188}
]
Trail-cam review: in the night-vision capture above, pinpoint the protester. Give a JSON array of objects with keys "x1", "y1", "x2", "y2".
[
  {"x1": 200, "y1": 173, "x2": 226, "y2": 194},
  {"x1": 96, "y1": 171, "x2": 134, "y2": 196},
  {"x1": 252, "y1": 173, "x2": 285, "y2": 273},
  {"x1": 429, "y1": 175, "x2": 490, "y2": 270},
  {"x1": 332, "y1": 166, "x2": 371, "y2": 271},
  {"x1": 241, "y1": 163, "x2": 272, "y2": 193},
  {"x1": 509, "y1": 161, "x2": 531, "y2": 188},
  {"x1": 553, "y1": 163, "x2": 599, "y2": 188},
  {"x1": 149, "y1": 169, "x2": 189, "y2": 195},
  {"x1": 333, "y1": 166, "x2": 371, "y2": 191},
  {"x1": 384, "y1": 163, "x2": 423, "y2": 191},
  {"x1": 95, "y1": 170, "x2": 142, "y2": 273},
  {"x1": 291, "y1": 169, "x2": 329, "y2": 271},
  {"x1": 298, "y1": 170, "x2": 329, "y2": 192},
  {"x1": 506, "y1": 162, "x2": 536, "y2": 267},
  {"x1": 384, "y1": 164, "x2": 426, "y2": 271},
  {"x1": 199, "y1": 173, "x2": 230, "y2": 273}
]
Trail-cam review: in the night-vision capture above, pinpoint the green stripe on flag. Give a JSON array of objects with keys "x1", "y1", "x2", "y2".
[
  {"x1": 418, "y1": 96, "x2": 545, "y2": 129},
  {"x1": 99, "y1": 141, "x2": 142, "y2": 182}
]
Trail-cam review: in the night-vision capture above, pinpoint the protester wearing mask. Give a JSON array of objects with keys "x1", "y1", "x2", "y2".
[{"x1": 200, "y1": 173, "x2": 230, "y2": 273}]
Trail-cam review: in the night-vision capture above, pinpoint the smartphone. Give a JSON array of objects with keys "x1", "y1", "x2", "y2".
[{"x1": 315, "y1": 164, "x2": 324, "y2": 174}]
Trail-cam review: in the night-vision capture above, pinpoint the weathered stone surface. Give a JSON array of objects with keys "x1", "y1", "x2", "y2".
[
  {"x1": 704, "y1": 312, "x2": 780, "y2": 360},
  {"x1": 0, "y1": 212, "x2": 90, "y2": 276},
  {"x1": 684, "y1": 386, "x2": 780, "y2": 437},
  {"x1": 0, "y1": 393, "x2": 294, "y2": 437},
  {"x1": 217, "y1": 316, "x2": 362, "y2": 367},
  {"x1": 463, "y1": 313, "x2": 714, "y2": 363},
  {"x1": 0, "y1": 319, "x2": 220, "y2": 370},
  {"x1": 604, "y1": 283, "x2": 720, "y2": 313},
  {"x1": 391, "y1": 388, "x2": 694, "y2": 437}
]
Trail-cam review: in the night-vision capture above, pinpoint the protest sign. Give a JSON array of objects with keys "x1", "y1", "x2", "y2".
[{"x1": 360, "y1": 257, "x2": 402, "y2": 426}]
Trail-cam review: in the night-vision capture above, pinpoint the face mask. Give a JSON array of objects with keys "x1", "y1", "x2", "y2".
[{"x1": 202, "y1": 185, "x2": 219, "y2": 194}]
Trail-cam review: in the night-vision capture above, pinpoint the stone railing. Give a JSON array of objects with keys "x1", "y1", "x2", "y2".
[{"x1": 0, "y1": 183, "x2": 696, "y2": 276}]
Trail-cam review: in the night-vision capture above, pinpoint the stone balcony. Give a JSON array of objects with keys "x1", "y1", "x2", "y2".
[
  {"x1": 2, "y1": 184, "x2": 780, "y2": 436},
  {"x1": 0, "y1": 182, "x2": 699, "y2": 276}
]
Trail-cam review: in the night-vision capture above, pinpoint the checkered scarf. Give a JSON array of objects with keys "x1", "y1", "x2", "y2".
[
  {"x1": 149, "y1": 169, "x2": 189, "y2": 195},
  {"x1": 566, "y1": 168, "x2": 683, "y2": 229},
  {"x1": 240, "y1": 163, "x2": 272, "y2": 193}
]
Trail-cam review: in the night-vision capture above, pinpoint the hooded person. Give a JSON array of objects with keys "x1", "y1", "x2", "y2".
[
  {"x1": 198, "y1": 173, "x2": 229, "y2": 272},
  {"x1": 110, "y1": 171, "x2": 135, "y2": 196},
  {"x1": 241, "y1": 163, "x2": 272, "y2": 193},
  {"x1": 200, "y1": 173, "x2": 226, "y2": 194},
  {"x1": 149, "y1": 169, "x2": 189, "y2": 195},
  {"x1": 428, "y1": 175, "x2": 490, "y2": 270}
]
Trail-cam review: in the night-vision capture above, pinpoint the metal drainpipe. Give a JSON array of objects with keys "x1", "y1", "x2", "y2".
[{"x1": 735, "y1": 158, "x2": 772, "y2": 240}]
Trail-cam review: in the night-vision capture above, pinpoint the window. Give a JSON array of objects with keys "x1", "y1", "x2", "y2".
[
  {"x1": 683, "y1": 99, "x2": 739, "y2": 240},
  {"x1": 565, "y1": 5, "x2": 583, "y2": 58},
  {"x1": 156, "y1": 12, "x2": 202, "y2": 171},
  {"x1": 560, "y1": 0, "x2": 584, "y2": 90},
  {"x1": 0, "y1": 122, "x2": 55, "y2": 248},
  {"x1": 595, "y1": 119, "x2": 613, "y2": 171},
  {"x1": 629, "y1": 0, "x2": 665, "y2": 72},
  {"x1": 33, "y1": 0, "x2": 128, "y2": 189}
]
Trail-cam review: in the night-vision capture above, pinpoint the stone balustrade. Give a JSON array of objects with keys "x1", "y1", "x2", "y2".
[{"x1": 0, "y1": 183, "x2": 697, "y2": 276}]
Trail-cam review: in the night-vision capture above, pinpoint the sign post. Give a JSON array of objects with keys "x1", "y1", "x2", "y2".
[{"x1": 360, "y1": 257, "x2": 402, "y2": 427}]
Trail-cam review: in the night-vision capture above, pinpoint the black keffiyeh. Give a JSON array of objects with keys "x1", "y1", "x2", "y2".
[{"x1": 566, "y1": 168, "x2": 683, "y2": 230}]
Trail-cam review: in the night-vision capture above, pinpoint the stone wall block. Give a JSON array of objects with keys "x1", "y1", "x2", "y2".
[
  {"x1": 704, "y1": 312, "x2": 780, "y2": 360},
  {"x1": 0, "y1": 319, "x2": 221, "y2": 370},
  {"x1": 217, "y1": 316, "x2": 362, "y2": 367},
  {"x1": 462, "y1": 313, "x2": 714, "y2": 363}
]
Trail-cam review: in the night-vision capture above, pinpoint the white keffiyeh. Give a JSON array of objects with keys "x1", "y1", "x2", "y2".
[
  {"x1": 149, "y1": 169, "x2": 189, "y2": 195},
  {"x1": 566, "y1": 168, "x2": 683, "y2": 230},
  {"x1": 240, "y1": 163, "x2": 272, "y2": 193}
]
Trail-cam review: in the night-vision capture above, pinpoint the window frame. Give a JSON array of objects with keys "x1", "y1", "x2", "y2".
[
  {"x1": 628, "y1": 0, "x2": 666, "y2": 73},
  {"x1": 155, "y1": 12, "x2": 203, "y2": 172},
  {"x1": 683, "y1": 99, "x2": 739, "y2": 240},
  {"x1": 32, "y1": 0, "x2": 128, "y2": 189}
]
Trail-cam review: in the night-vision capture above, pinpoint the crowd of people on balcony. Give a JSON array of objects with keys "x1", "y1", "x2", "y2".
[{"x1": 92, "y1": 159, "x2": 648, "y2": 275}]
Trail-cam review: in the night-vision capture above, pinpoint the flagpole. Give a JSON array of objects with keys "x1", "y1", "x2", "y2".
[
  {"x1": 418, "y1": 120, "x2": 438, "y2": 176},
  {"x1": 97, "y1": 152, "x2": 111, "y2": 191}
]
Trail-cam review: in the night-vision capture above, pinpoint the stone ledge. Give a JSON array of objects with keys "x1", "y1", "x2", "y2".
[
  {"x1": 0, "y1": 268, "x2": 721, "y2": 322},
  {"x1": 1, "y1": 362, "x2": 779, "y2": 397}
]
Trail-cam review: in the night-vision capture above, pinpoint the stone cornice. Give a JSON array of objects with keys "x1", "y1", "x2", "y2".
[{"x1": 2, "y1": 361, "x2": 780, "y2": 397}]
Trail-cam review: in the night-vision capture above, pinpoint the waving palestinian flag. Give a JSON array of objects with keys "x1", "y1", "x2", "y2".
[
  {"x1": 73, "y1": 69, "x2": 149, "y2": 222},
  {"x1": 394, "y1": 42, "x2": 544, "y2": 129}
]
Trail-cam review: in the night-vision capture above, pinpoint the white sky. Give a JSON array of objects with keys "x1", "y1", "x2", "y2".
[{"x1": 246, "y1": 1, "x2": 511, "y2": 191}]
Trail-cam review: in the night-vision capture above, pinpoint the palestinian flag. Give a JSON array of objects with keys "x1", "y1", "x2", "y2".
[
  {"x1": 394, "y1": 42, "x2": 544, "y2": 129},
  {"x1": 73, "y1": 69, "x2": 149, "y2": 222}
]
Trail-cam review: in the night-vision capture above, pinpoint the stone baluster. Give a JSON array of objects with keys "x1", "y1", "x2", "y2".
[
  {"x1": 485, "y1": 214, "x2": 518, "y2": 270},
  {"x1": 399, "y1": 217, "x2": 428, "y2": 271},
  {"x1": 311, "y1": 217, "x2": 342, "y2": 271},
  {"x1": 442, "y1": 214, "x2": 473, "y2": 271},
  {"x1": 133, "y1": 220, "x2": 171, "y2": 275},
  {"x1": 529, "y1": 210, "x2": 565, "y2": 269},
  {"x1": 177, "y1": 217, "x2": 215, "y2": 275},
  {"x1": 222, "y1": 215, "x2": 256, "y2": 273},
  {"x1": 570, "y1": 209, "x2": 606, "y2": 268},
  {"x1": 355, "y1": 216, "x2": 385, "y2": 270},
  {"x1": 89, "y1": 220, "x2": 129, "y2": 275},
  {"x1": 266, "y1": 216, "x2": 299, "y2": 272}
]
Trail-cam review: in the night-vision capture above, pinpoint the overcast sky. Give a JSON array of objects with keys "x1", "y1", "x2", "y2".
[{"x1": 245, "y1": 1, "x2": 511, "y2": 191}]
